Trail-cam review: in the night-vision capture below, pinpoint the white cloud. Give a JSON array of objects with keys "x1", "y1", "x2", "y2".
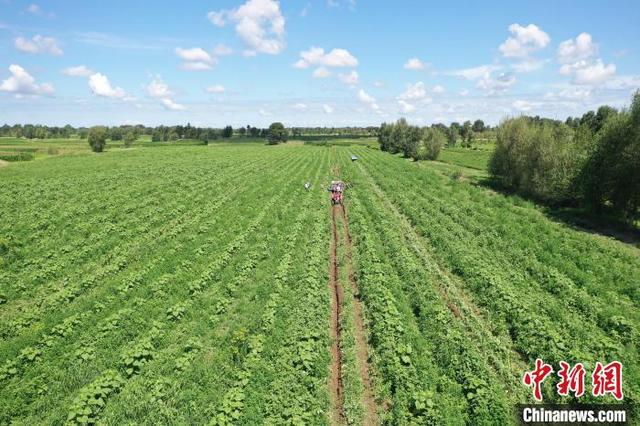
[
  {"x1": 499, "y1": 23, "x2": 550, "y2": 58},
  {"x1": 557, "y1": 33, "x2": 597, "y2": 64},
  {"x1": 182, "y1": 62, "x2": 213, "y2": 71},
  {"x1": 398, "y1": 100, "x2": 415, "y2": 113},
  {"x1": 292, "y1": 103, "x2": 308, "y2": 111},
  {"x1": 88, "y1": 73, "x2": 127, "y2": 99},
  {"x1": 207, "y1": 11, "x2": 226, "y2": 27},
  {"x1": 357, "y1": 88, "x2": 375, "y2": 104},
  {"x1": 0, "y1": 64, "x2": 54, "y2": 96},
  {"x1": 206, "y1": 84, "x2": 226, "y2": 94},
  {"x1": 213, "y1": 43, "x2": 233, "y2": 56},
  {"x1": 312, "y1": 67, "x2": 331, "y2": 78},
  {"x1": 259, "y1": 108, "x2": 270, "y2": 116},
  {"x1": 572, "y1": 60, "x2": 616, "y2": 85},
  {"x1": 146, "y1": 75, "x2": 173, "y2": 98},
  {"x1": 404, "y1": 58, "x2": 428, "y2": 70},
  {"x1": 432, "y1": 84, "x2": 445, "y2": 94},
  {"x1": 161, "y1": 98, "x2": 186, "y2": 111},
  {"x1": 323, "y1": 104, "x2": 334, "y2": 114},
  {"x1": 544, "y1": 88, "x2": 592, "y2": 102},
  {"x1": 398, "y1": 81, "x2": 427, "y2": 100},
  {"x1": 459, "y1": 89, "x2": 469, "y2": 96},
  {"x1": 146, "y1": 75, "x2": 186, "y2": 110},
  {"x1": 477, "y1": 72, "x2": 516, "y2": 94},
  {"x1": 15, "y1": 35, "x2": 63, "y2": 55},
  {"x1": 294, "y1": 46, "x2": 358, "y2": 68},
  {"x1": 373, "y1": 80, "x2": 384, "y2": 87},
  {"x1": 61, "y1": 65, "x2": 94, "y2": 77},
  {"x1": 338, "y1": 70, "x2": 359, "y2": 85},
  {"x1": 555, "y1": 33, "x2": 615, "y2": 86},
  {"x1": 207, "y1": 0, "x2": 286, "y2": 55},
  {"x1": 449, "y1": 64, "x2": 500, "y2": 80},
  {"x1": 512, "y1": 99, "x2": 538, "y2": 112},
  {"x1": 176, "y1": 47, "x2": 214, "y2": 64}
]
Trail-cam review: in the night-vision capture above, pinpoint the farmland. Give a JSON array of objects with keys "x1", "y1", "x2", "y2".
[{"x1": 0, "y1": 140, "x2": 638, "y2": 424}]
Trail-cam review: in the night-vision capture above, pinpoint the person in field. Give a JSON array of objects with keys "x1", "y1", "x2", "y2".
[{"x1": 304, "y1": 182, "x2": 311, "y2": 191}]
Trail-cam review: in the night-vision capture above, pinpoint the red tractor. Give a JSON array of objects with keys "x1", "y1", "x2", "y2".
[{"x1": 329, "y1": 181, "x2": 345, "y2": 205}]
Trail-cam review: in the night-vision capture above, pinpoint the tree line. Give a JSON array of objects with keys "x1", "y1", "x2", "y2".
[
  {"x1": 490, "y1": 92, "x2": 640, "y2": 222},
  {"x1": 377, "y1": 118, "x2": 491, "y2": 161}
]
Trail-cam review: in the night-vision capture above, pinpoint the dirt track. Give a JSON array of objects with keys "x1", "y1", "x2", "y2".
[{"x1": 329, "y1": 204, "x2": 346, "y2": 424}]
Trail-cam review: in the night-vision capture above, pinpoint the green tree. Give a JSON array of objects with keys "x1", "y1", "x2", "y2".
[
  {"x1": 88, "y1": 126, "x2": 108, "y2": 153},
  {"x1": 472, "y1": 119, "x2": 485, "y2": 133},
  {"x1": 581, "y1": 92, "x2": 640, "y2": 220},
  {"x1": 267, "y1": 122, "x2": 287, "y2": 145},
  {"x1": 124, "y1": 131, "x2": 136, "y2": 148},
  {"x1": 448, "y1": 122, "x2": 460, "y2": 147},
  {"x1": 222, "y1": 126, "x2": 233, "y2": 138},
  {"x1": 414, "y1": 127, "x2": 446, "y2": 160}
]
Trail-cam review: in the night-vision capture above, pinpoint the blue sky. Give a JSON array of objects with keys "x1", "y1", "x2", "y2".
[{"x1": 1, "y1": 0, "x2": 639, "y2": 127}]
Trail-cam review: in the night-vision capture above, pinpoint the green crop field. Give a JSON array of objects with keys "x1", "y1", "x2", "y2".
[{"x1": 0, "y1": 141, "x2": 638, "y2": 424}]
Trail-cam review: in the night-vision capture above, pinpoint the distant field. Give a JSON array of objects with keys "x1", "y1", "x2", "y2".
[
  {"x1": 0, "y1": 140, "x2": 637, "y2": 424},
  {"x1": 438, "y1": 144, "x2": 494, "y2": 171}
]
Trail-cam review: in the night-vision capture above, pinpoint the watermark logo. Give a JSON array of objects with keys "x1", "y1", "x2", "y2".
[{"x1": 522, "y1": 359, "x2": 623, "y2": 401}]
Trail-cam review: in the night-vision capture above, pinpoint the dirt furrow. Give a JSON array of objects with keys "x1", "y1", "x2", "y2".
[
  {"x1": 340, "y1": 204, "x2": 379, "y2": 426},
  {"x1": 329, "y1": 203, "x2": 346, "y2": 424}
]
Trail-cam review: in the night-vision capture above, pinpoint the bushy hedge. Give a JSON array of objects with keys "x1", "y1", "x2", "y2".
[
  {"x1": 378, "y1": 119, "x2": 445, "y2": 161},
  {"x1": 490, "y1": 91, "x2": 640, "y2": 221}
]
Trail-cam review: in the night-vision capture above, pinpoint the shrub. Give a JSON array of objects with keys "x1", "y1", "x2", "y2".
[
  {"x1": 414, "y1": 128, "x2": 445, "y2": 161},
  {"x1": 581, "y1": 91, "x2": 640, "y2": 220},
  {"x1": 489, "y1": 117, "x2": 583, "y2": 204},
  {"x1": 88, "y1": 126, "x2": 108, "y2": 153}
]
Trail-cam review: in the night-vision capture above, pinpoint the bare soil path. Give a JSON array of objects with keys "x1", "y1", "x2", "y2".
[
  {"x1": 340, "y1": 203, "x2": 379, "y2": 426},
  {"x1": 329, "y1": 203, "x2": 346, "y2": 424}
]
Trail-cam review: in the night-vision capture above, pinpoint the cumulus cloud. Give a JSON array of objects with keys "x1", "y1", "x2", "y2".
[
  {"x1": 556, "y1": 33, "x2": 615, "y2": 85},
  {"x1": 88, "y1": 73, "x2": 127, "y2": 99},
  {"x1": 557, "y1": 33, "x2": 597, "y2": 64},
  {"x1": 398, "y1": 81, "x2": 427, "y2": 100},
  {"x1": 0, "y1": 64, "x2": 54, "y2": 96},
  {"x1": 146, "y1": 75, "x2": 186, "y2": 110},
  {"x1": 61, "y1": 65, "x2": 94, "y2": 77},
  {"x1": 15, "y1": 35, "x2": 63, "y2": 55},
  {"x1": 398, "y1": 100, "x2": 415, "y2": 113},
  {"x1": 432, "y1": 84, "x2": 445, "y2": 94},
  {"x1": 259, "y1": 108, "x2": 270, "y2": 116},
  {"x1": 207, "y1": 0, "x2": 286, "y2": 55},
  {"x1": 357, "y1": 89, "x2": 379, "y2": 111},
  {"x1": 293, "y1": 46, "x2": 358, "y2": 69},
  {"x1": 499, "y1": 24, "x2": 550, "y2": 59},
  {"x1": 338, "y1": 70, "x2": 359, "y2": 85},
  {"x1": 176, "y1": 47, "x2": 216, "y2": 70},
  {"x1": 206, "y1": 84, "x2": 225, "y2": 94},
  {"x1": 572, "y1": 60, "x2": 616, "y2": 85},
  {"x1": 323, "y1": 104, "x2": 334, "y2": 114},
  {"x1": 404, "y1": 58, "x2": 428, "y2": 70},
  {"x1": 161, "y1": 98, "x2": 186, "y2": 111},
  {"x1": 292, "y1": 103, "x2": 308, "y2": 111},
  {"x1": 357, "y1": 88, "x2": 375, "y2": 103},
  {"x1": 312, "y1": 67, "x2": 331, "y2": 78}
]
